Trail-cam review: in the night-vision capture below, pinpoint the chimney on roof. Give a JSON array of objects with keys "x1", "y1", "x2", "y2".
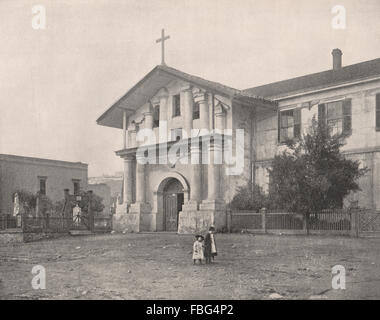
[{"x1": 332, "y1": 48, "x2": 342, "y2": 70}]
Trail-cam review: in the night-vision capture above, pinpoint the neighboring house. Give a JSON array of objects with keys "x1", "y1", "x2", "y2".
[
  {"x1": 97, "y1": 49, "x2": 380, "y2": 233},
  {"x1": 246, "y1": 49, "x2": 380, "y2": 210},
  {"x1": 0, "y1": 154, "x2": 88, "y2": 216},
  {"x1": 88, "y1": 174, "x2": 123, "y2": 199}
]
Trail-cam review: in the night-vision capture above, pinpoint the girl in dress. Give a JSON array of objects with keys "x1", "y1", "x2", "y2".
[
  {"x1": 192, "y1": 235, "x2": 204, "y2": 265},
  {"x1": 204, "y1": 226, "x2": 217, "y2": 264}
]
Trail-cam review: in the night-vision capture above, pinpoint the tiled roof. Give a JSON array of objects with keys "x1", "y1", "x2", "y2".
[{"x1": 243, "y1": 58, "x2": 380, "y2": 99}]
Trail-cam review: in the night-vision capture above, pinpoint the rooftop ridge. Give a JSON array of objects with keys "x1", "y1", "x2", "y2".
[{"x1": 243, "y1": 57, "x2": 380, "y2": 98}]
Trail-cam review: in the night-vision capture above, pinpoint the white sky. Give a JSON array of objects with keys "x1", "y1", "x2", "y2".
[{"x1": 1, "y1": 0, "x2": 379, "y2": 176}]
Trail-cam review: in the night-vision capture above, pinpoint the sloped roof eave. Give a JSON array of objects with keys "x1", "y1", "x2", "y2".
[{"x1": 96, "y1": 65, "x2": 276, "y2": 129}]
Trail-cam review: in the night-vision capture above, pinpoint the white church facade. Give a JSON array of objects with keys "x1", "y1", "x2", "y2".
[{"x1": 97, "y1": 48, "x2": 380, "y2": 233}]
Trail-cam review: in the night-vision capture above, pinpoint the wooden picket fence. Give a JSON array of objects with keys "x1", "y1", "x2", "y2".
[{"x1": 228, "y1": 208, "x2": 369, "y2": 237}]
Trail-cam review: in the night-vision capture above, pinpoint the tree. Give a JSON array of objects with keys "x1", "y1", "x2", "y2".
[
  {"x1": 230, "y1": 182, "x2": 268, "y2": 212},
  {"x1": 53, "y1": 190, "x2": 104, "y2": 216},
  {"x1": 268, "y1": 117, "x2": 367, "y2": 233},
  {"x1": 12, "y1": 190, "x2": 37, "y2": 215},
  {"x1": 78, "y1": 190, "x2": 105, "y2": 214},
  {"x1": 11, "y1": 190, "x2": 54, "y2": 216},
  {"x1": 37, "y1": 194, "x2": 54, "y2": 216}
]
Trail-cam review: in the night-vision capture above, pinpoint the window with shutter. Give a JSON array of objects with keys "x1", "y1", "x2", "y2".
[
  {"x1": 342, "y1": 99, "x2": 352, "y2": 135},
  {"x1": 294, "y1": 108, "x2": 301, "y2": 138},
  {"x1": 319, "y1": 99, "x2": 352, "y2": 136},
  {"x1": 39, "y1": 177, "x2": 47, "y2": 195},
  {"x1": 73, "y1": 180, "x2": 80, "y2": 195},
  {"x1": 278, "y1": 108, "x2": 301, "y2": 142}
]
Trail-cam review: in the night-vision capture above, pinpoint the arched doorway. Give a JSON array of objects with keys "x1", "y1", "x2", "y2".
[{"x1": 163, "y1": 178, "x2": 184, "y2": 231}]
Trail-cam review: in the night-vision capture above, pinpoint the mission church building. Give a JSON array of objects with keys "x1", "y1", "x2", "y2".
[{"x1": 97, "y1": 41, "x2": 380, "y2": 233}]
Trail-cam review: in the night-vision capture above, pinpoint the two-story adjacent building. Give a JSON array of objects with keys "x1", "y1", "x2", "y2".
[{"x1": 97, "y1": 49, "x2": 380, "y2": 233}]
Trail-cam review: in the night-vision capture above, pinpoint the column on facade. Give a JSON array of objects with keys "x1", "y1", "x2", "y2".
[
  {"x1": 200, "y1": 103, "x2": 226, "y2": 210},
  {"x1": 183, "y1": 143, "x2": 202, "y2": 211},
  {"x1": 122, "y1": 110, "x2": 128, "y2": 149},
  {"x1": 128, "y1": 122, "x2": 137, "y2": 148},
  {"x1": 123, "y1": 156, "x2": 134, "y2": 205},
  {"x1": 129, "y1": 151, "x2": 151, "y2": 215},
  {"x1": 206, "y1": 140, "x2": 222, "y2": 201},
  {"x1": 135, "y1": 155, "x2": 146, "y2": 204},
  {"x1": 182, "y1": 86, "x2": 193, "y2": 139},
  {"x1": 193, "y1": 90, "x2": 209, "y2": 132},
  {"x1": 157, "y1": 88, "x2": 169, "y2": 142},
  {"x1": 144, "y1": 105, "x2": 154, "y2": 130},
  {"x1": 214, "y1": 103, "x2": 226, "y2": 131}
]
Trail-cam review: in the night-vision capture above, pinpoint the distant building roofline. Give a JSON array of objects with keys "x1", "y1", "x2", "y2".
[{"x1": 0, "y1": 153, "x2": 88, "y2": 169}]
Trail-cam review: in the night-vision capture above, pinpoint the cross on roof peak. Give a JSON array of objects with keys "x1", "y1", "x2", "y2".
[{"x1": 156, "y1": 29, "x2": 170, "y2": 65}]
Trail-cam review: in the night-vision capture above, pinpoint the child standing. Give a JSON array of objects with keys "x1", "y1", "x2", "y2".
[
  {"x1": 204, "y1": 226, "x2": 217, "y2": 264},
  {"x1": 192, "y1": 235, "x2": 204, "y2": 265}
]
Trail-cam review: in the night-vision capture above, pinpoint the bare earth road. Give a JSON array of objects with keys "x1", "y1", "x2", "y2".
[{"x1": 0, "y1": 233, "x2": 379, "y2": 300}]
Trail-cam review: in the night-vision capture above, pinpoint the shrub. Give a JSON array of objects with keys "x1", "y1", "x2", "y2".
[{"x1": 229, "y1": 182, "x2": 268, "y2": 212}]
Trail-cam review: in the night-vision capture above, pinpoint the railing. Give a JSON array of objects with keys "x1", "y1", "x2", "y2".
[
  {"x1": 229, "y1": 211, "x2": 262, "y2": 230},
  {"x1": 358, "y1": 209, "x2": 380, "y2": 233},
  {"x1": 0, "y1": 215, "x2": 17, "y2": 230},
  {"x1": 228, "y1": 208, "x2": 358, "y2": 236},
  {"x1": 266, "y1": 212, "x2": 304, "y2": 230},
  {"x1": 22, "y1": 216, "x2": 72, "y2": 233},
  {"x1": 21, "y1": 215, "x2": 112, "y2": 234},
  {"x1": 309, "y1": 209, "x2": 351, "y2": 231}
]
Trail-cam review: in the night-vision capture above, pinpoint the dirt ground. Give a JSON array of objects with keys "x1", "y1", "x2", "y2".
[{"x1": 0, "y1": 232, "x2": 379, "y2": 300}]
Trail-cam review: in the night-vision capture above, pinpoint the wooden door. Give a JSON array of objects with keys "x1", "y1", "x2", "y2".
[{"x1": 164, "y1": 194, "x2": 178, "y2": 231}]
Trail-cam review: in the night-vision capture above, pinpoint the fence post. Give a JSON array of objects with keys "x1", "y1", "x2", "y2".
[
  {"x1": 63, "y1": 189, "x2": 70, "y2": 231},
  {"x1": 35, "y1": 192, "x2": 40, "y2": 218},
  {"x1": 21, "y1": 210, "x2": 26, "y2": 231},
  {"x1": 45, "y1": 212, "x2": 50, "y2": 230},
  {"x1": 88, "y1": 190, "x2": 94, "y2": 232},
  {"x1": 226, "y1": 209, "x2": 232, "y2": 233},
  {"x1": 350, "y1": 209, "x2": 359, "y2": 238},
  {"x1": 302, "y1": 215, "x2": 307, "y2": 235},
  {"x1": 260, "y1": 208, "x2": 267, "y2": 233}
]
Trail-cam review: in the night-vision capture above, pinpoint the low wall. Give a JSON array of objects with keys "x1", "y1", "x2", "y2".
[
  {"x1": 23, "y1": 231, "x2": 69, "y2": 242},
  {"x1": 0, "y1": 229, "x2": 23, "y2": 244},
  {"x1": 0, "y1": 228, "x2": 69, "y2": 244}
]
